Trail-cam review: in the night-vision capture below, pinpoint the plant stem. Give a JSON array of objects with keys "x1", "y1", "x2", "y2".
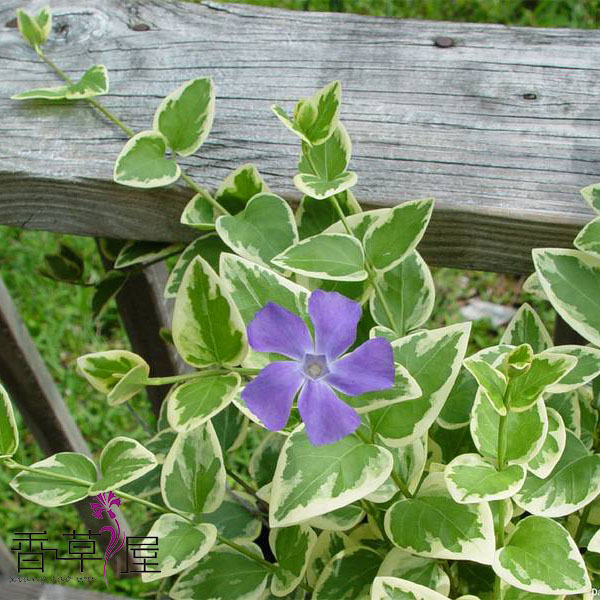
[
  {"x1": 226, "y1": 468, "x2": 258, "y2": 496},
  {"x1": 493, "y1": 411, "x2": 509, "y2": 600},
  {"x1": 575, "y1": 503, "x2": 592, "y2": 546},
  {"x1": 146, "y1": 367, "x2": 260, "y2": 386},
  {"x1": 33, "y1": 48, "x2": 229, "y2": 215}
]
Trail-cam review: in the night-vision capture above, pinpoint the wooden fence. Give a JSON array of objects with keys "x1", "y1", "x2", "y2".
[{"x1": 0, "y1": 0, "x2": 599, "y2": 597}]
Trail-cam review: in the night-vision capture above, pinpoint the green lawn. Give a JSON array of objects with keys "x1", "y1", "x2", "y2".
[{"x1": 0, "y1": 0, "x2": 573, "y2": 595}]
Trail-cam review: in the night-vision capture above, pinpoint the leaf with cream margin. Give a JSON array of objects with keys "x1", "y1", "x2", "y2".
[
  {"x1": 444, "y1": 454, "x2": 526, "y2": 503},
  {"x1": 493, "y1": 516, "x2": 590, "y2": 595},
  {"x1": 306, "y1": 530, "x2": 355, "y2": 588},
  {"x1": 501, "y1": 303, "x2": 552, "y2": 353},
  {"x1": 514, "y1": 430, "x2": 600, "y2": 518},
  {"x1": 544, "y1": 345, "x2": 600, "y2": 394},
  {"x1": 575, "y1": 216, "x2": 600, "y2": 260},
  {"x1": 269, "y1": 424, "x2": 393, "y2": 527},
  {"x1": 369, "y1": 323, "x2": 471, "y2": 447},
  {"x1": 0, "y1": 383, "x2": 18, "y2": 458},
  {"x1": 371, "y1": 576, "x2": 452, "y2": 600},
  {"x1": 527, "y1": 408, "x2": 566, "y2": 479},
  {"x1": 463, "y1": 357, "x2": 507, "y2": 416},
  {"x1": 384, "y1": 473, "x2": 495, "y2": 565}
]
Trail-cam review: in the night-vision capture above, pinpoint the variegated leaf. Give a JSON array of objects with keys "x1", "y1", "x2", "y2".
[
  {"x1": 114, "y1": 240, "x2": 182, "y2": 269},
  {"x1": 167, "y1": 373, "x2": 241, "y2": 433},
  {"x1": 296, "y1": 190, "x2": 360, "y2": 239},
  {"x1": 501, "y1": 303, "x2": 552, "y2": 353},
  {"x1": 202, "y1": 492, "x2": 262, "y2": 543},
  {"x1": 581, "y1": 183, "x2": 600, "y2": 213},
  {"x1": 272, "y1": 233, "x2": 367, "y2": 281},
  {"x1": 522, "y1": 272, "x2": 547, "y2": 300},
  {"x1": 216, "y1": 193, "x2": 298, "y2": 268},
  {"x1": 369, "y1": 323, "x2": 471, "y2": 447},
  {"x1": 161, "y1": 422, "x2": 225, "y2": 516},
  {"x1": 588, "y1": 528, "x2": 600, "y2": 553},
  {"x1": 249, "y1": 432, "x2": 286, "y2": 488},
  {"x1": 533, "y1": 248, "x2": 600, "y2": 347},
  {"x1": 444, "y1": 453, "x2": 526, "y2": 503},
  {"x1": 377, "y1": 549, "x2": 450, "y2": 596},
  {"x1": 471, "y1": 392, "x2": 548, "y2": 464},
  {"x1": 575, "y1": 216, "x2": 600, "y2": 259},
  {"x1": 212, "y1": 403, "x2": 249, "y2": 453},
  {"x1": 76, "y1": 350, "x2": 149, "y2": 396},
  {"x1": 437, "y1": 367, "x2": 479, "y2": 430},
  {"x1": 363, "y1": 199, "x2": 434, "y2": 273},
  {"x1": 0, "y1": 383, "x2": 18, "y2": 458},
  {"x1": 269, "y1": 424, "x2": 393, "y2": 527},
  {"x1": 106, "y1": 363, "x2": 149, "y2": 406},
  {"x1": 270, "y1": 524, "x2": 317, "y2": 596},
  {"x1": 89, "y1": 437, "x2": 156, "y2": 494},
  {"x1": 170, "y1": 543, "x2": 270, "y2": 600},
  {"x1": 180, "y1": 190, "x2": 218, "y2": 230},
  {"x1": 10, "y1": 453, "x2": 96, "y2": 507},
  {"x1": 214, "y1": 163, "x2": 270, "y2": 214},
  {"x1": 141, "y1": 514, "x2": 217, "y2": 582},
  {"x1": 16, "y1": 7, "x2": 47, "y2": 48},
  {"x1": 493, "y1": 516, "x2": 590, "y2": 594},
  {"x1": 369, "y1": 251, "x2": 435, "y2": 336},
  {"x1": 313, "y1": 546, "x2": 382, "y2": 599},
  {"x1": 153, "y1": 77, "x2": 214, "y2": 156},
  {"x1": 527, "y1": 408, "x2": 566, "y2": 479},
  {"x1": 272, "y1": 80, "x2": 341, "y2": 145},
  {"x1": 546, "y1": 391, "x2": 581, "y2": 436},
  {"x1": 371, "y1": 576, "x2": 451, "y2": 600},
  {"x1": 307, "y1": 530, "x2": 355, "y2": 588},
  {"x1": 164, "y1": 234, "x2": 229, "y2": 298},
  {"x1": 544, "y1": 345, "x2": 600, "y2": 393},
  {"x1": 172, "y1": 256, "x2": 247, "y2": 368},
  {"x1": 463, "y1": 357, "x2": 507, "y2": 416},
  {"x1": 113, "y1": 131, "x2": 180, "y2": 188},
  {"x1": 307, "y1": 504, "x2": 366, "y2": 531},
  {"x1": 384, "y1": 473, "x2": 495, "y2": 565},
  {"x1": 514, "y1": 430, "x2": 600, "y2": 518}
]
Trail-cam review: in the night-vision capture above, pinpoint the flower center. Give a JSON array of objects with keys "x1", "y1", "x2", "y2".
[{"x1": 303, "y1": 353, "x2": 329, "y2": 380}]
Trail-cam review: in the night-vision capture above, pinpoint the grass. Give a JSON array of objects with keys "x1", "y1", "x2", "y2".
[{"x1": 0, "y1": 0, "x2": 571, "y2": 595}]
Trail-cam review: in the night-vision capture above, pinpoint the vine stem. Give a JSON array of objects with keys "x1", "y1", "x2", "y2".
[
  {"x1": 146, "y1": 366, "x2": 260, "y2": 386},
  {"x1": 3, "y1": 459, "x2": 316, "y2": 590},
  {"x1": 575, "y1": 503, "x2": 592, "y2": 546},
  {"x1": 33, "y1": 48, "x2": 229, "y2": 215},
  {"x1": 494, "y1": 405, "x2": 509, "y2": 600}
]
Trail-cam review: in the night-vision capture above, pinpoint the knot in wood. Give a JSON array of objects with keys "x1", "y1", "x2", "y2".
[{"x1": 433, "y1": 36, "x2": 455, "y2": 48}]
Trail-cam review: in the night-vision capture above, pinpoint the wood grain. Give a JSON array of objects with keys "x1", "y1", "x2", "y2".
[
  {"x1": 1, "y1": 0, "x2": 599, "y2": 273},
  {"x1": 0, "y1": 576, "x2": 123, "y2": 599}
]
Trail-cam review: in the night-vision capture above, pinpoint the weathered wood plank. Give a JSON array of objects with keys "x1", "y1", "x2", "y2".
[
  {"x1": 0, "y1": 577, "x2": 123, "y2": 599},
  {"x1": 0, "y1": 277, "x2": 131, "y2": 575},
  {"x1": 0, "y1": 538, "x2": 17, "y2": 577},
  {"x1": 0, "y1": 0, "x2": 598, "y2": 273}
]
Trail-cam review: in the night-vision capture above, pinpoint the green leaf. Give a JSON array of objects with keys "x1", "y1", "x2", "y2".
[
  {"x1": 214, "y1": 163, "x2": 270, "y2": 214},
  {"x1": 10, "y1": 453, "x2": 96, "y2": 507},
  {"x1": 65, "y1": 65, "x2": 109, "y2": 99},
  {"x1": 0, "y1": 384, "x2": 18, "y2": 458},
  {"x1": 89, "y1": 436, "x2": 156, "y2": 494},
  {"x1": 40, "y1": 243, "x2": 84, "y2": 283},
  {"x1": 580, "y1": 183, "x2": 600, "y2": 214},
  {"x1": 384, "y1": 472, "x2": 495, "y2": 564},
  {"x1": 272, "y1": 80, "x2": 341, "y2": 145},
  {"x1": 202, "y1": 492, "x2": 262, "y2": 543},
  {"x1": 294, "y1": 170, "x2": 357, "y2": 201},
  {"x1": 544, "y1": 345, "x2": 600, "y2": 393},
  {"x1": 114, "y1": 240, "x2": 182, "y2": 269},
  {"x1": 91, "y1": 270, "x2": 128, "y2": 322},
  {"x1": 364, "y1": 199, "x2": 434, "y2": 273},
  {"x1": 578, "y1": 387, "x2": 598, "y2": 449},
  {"x1": 16, "y1": 8, "x2": 44, "y2": 48},
  {"x1": 377, "y1": 548, "x2": 450, "y2": 595},
  {"x1": 313, "y1": 546, "x2": 382, "y2": 599},
  {"x1": 493, "y1": 516, "x2": 590, "y2": 594},
  {"x1": 429, "y1": 424, "x2": 477, "y2": 465},
  {"x1": 371, "y1": 576, "x2": 452, "y2": 600},
  {"x1": 113, "y1": 130, "x2": 180, "y2": 188},
  {"x1": 216, "y1": 193, "x2": 298, "y2": 268},
  {"x1": 507, "y1": 352, "x2": 576, "y2": 412},
  {"x1": 500, "y1": 303, "x2": 552, "y2": 353},
  {"x1": 212, "y1": 403, "x2": 248, "y2": 453},
  {"x1": 141, "y1": 514, "x2": 217, "y2": 582},
  {"x1": 161, "y1": 422, "x2": 225, "y2": 516},
  {"x1": 11, "y1": 85, "x2": 69, "y2": 100},
  {"x1": 153, "y1": 77, "x2": 215, "y2": 156},
  {"x1": 270, "y1": 524, "x2": 317, "y2": 596},
  {"x1": 34, "y1": 6, "x2": 52, "y2": 42},
  {"x1": 270, "y1": 424, "x2": 393, "y2": 527},
  {"x1": 342, "y1": 364, "x2": 422, "y2": 414},
  {"x1": 249, "y1": 432, "x2": 286, "y2": 488},
  {"x1": 444, "y1": 453, "x2": 526, "y2": 503},
  {"x1": 170, "y1": 543, "x2": 270, "y2": 600},
  {"x1": 77, "y1": 350, "x2": 149, "y2": 395},
  {"x1": 437, "y1": 367, "x2": 478, "y2": 430},
  {"x1": 307, "y1": 530, "x2": 354, "y2": 588},
  {"x1": 514, "y1": 430, "x2": 600, "y2": 517},
  {"x1": 164, "y1": 234, "x2": 229, "y2": 298},
  {"x1": 369, "y1": 251, "x2": 435, "y2": 336},
  {"x1": 167, "y1": 373, "x2": 241, "y2": 433},
  {"x1": 296, "y1": 191, "x2": 360, "y2": 239},
  {"x1": 180, "y1": 190, "x2": 217, "y2": 230},
  {"x1": 527, "y1": 408, "x2": 566, "y2": 479},
  {"x1": 172, "y1": 256, "x2": 247, "y2": 368},
  {"x1": 106, "y1": 363, "x2": 149, "y2": 406},
  {"x1": 369, "y1": 323, "x2": 471, "y2": 446},
  {"x1": 463, "y1": 357, "x2": 508, "y2": 416},
  {"x1": 533, "y1": 248, "x2": 600, "y2": 346},
  {"x1": 273, "y1": 233, "x2": 367, "y2": 281},
  {"x1": 546, "y1": 391, "x2": 581, "y2": 436},
  {"x1": 471, "y1": 392, "x2": 547, "y2": 464}
]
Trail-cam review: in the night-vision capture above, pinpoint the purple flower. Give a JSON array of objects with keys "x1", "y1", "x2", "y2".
[
  {"x1": 90, "y1": 491, "x2": 121, "y2": 520},
  {"x1": 241, "y1": 289, "x2": 395, "y2": 445}
]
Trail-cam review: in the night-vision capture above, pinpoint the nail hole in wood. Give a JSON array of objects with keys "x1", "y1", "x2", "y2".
[
  {"x1": 5, "y1": 18, "x2": 17, "y2": 28},
  {"x1": 434, "y1": 36, "x2": 455, "y2": 48},
  {"x1": 131, "y1": 23, "x2": 150, "y2": 32},
  {"x1": 523, "y1": 92, "x2": 537, "y2": 100}
]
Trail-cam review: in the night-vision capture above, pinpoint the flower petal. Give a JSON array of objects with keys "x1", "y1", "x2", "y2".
[
  {"x1": 242, "y1": 361, "x2": 305, "y2": 431},
  {"x1": 247, "y1": 302, "x2": 312, "y2": 359},
  {"x1": 326, "y1": 337, "x2": 395, "y2": 396},
  {"x1": 309, "y1": 289, "x2": 361, "y2": 360},
  {"x1": 298, "y1": 379, "x2": 361, "y2": 445}
]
